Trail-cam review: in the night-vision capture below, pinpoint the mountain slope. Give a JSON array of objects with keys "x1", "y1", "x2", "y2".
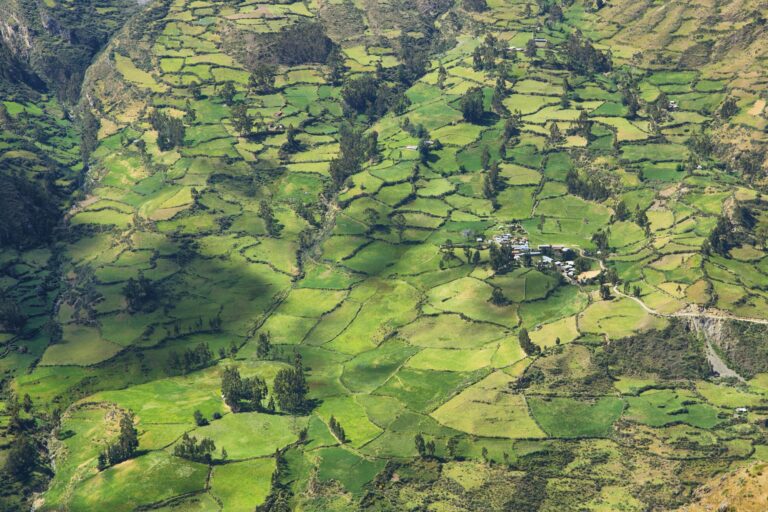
[{"x1": 1, "y1": 0, "x2": 768, "y2": 510}]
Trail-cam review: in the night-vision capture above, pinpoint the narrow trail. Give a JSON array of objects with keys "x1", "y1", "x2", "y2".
[
  {"x1": 579, "y1": 250, "x2": 768, "y2": 326},
  {"x1": 579, "y1": 250, "x2": 763, "y2": 381}
]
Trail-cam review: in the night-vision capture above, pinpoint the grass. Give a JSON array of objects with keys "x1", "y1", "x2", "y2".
[
  {"x1": 210, "y1": 459, "x2": 276, "y2": 511},
  {"x1": 528, "y1": 396, "x2": 624, "y2": 437},
  {"x1": 625, "y1": 389, "x2": 723, "y2": 429},
  {"x1": 431, "y1": 372, "x2": 546, "y2": 438},
  {"x1": 189, "y1": 411, "x2": 306, "y2": 460},
  {"x1": 66, "y1": 451, "x2": 208, "y2": 512}
]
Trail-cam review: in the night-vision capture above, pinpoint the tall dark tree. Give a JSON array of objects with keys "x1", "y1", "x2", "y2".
[
  {"x1": 257, "y1": 331, "x2": 273, "y2": 360},
  {"x1": 273, "y1": 356, "x2": 309, "y2": 414},
  {"x1": 249, "y1": 63, "x2": 277, "y2": 94},
  {"x1": 231, "y1": 103, "x2": 253, "y2": 137},
  {"x1": 149, "y1": 110, "x2": 185, "y2": 151},
  {"x1": 460, "y1": 87, "x2": 485, "y2": 124},
  {"x1": 220, "y1": 81, "x2": 237, "y2": 106},
  {"x1": 123, "y1": 272, "x2": 158, "y2": 313}
]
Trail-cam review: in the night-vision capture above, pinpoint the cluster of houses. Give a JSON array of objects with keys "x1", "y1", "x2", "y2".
[{"x1": 479, "y1": 227, "x2": 581, "y2": 279}]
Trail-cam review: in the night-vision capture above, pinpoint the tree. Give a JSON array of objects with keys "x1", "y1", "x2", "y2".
[
  {"x1": 273, "y1": 356, "x2": 309, "y2": 413},
  {"x1": 519, "y1": 327, "x2": 541, "y2": 356},
  {"x1": 100, "y1": 411, "x2": 139, "y2": 469},
  {"x1": 123, "y1": 272, "x2": 158, "y2": 313},
  {"x1": 414, "y1": 433, "x2": 427, "y2": 458},
  {"x1": 281, "y1": 125, "x2": 301, "y2": 154},
  {"x1": 525, "y1": 38, "x2": 538, "y2": 58},
  {"x1": 249, "y1": 63, "x2": 277, "y2": 94},
  {"x1": 719, "y1": 96, "x2": 739, "y2": 119},
  {"x1": 437, "y1": 65, "x2": 447, "y2": 89},
  {"x1": 173, "y1": 433, "x2": 216, "y2": 464},
  {"x1": 463, "y1": 0, "x2": 488, "y2": 11},
  {"x1": 260, "y1": 200, "x2": 283, "y2": 237},
  {"x1": 190, "y1": 81, "x2": 202, "y2": 99},
  {"x1": 391, "y1": 212, "x2": 407, "y2": 242},
  {"x1": 257, "y1": 331, "x2": 273, "y2": 359},
  {"x1": 504, "y1": 111, "x2": 523, "y2": 140},
  {"x1": 460, "y1": 87, "x2": 485, "y2": 124},
  {"x1": 547, "y1": 122, "x2": 564, "y2": 146},
  {"x1": 574, "y1": 109, "x2": 592, "y2": 138},
  {"x1": 481, "y1": 146, "x2": 491, "y2": 169},
  {"x1": 220, "y1": 81, "x2": 237, "y2": 106},
  {"x1": 326, "y1": 47, "x2": 346, "y2": 84},
  {"x1": 231, "y1": 103, "x2": 253, "y2": 137},
  {"x1": 149, "y1": 110, "x2": 185, "y2": 151},
  {"x1": 489, "y1": 287, "x2": 507, "y2": 305},
  {"x1": 599, "y1": 284, "x2": 611, "y2": 300},
  {"x1": 6, "y1": 436, "x2": 37, "y2": 481},
  {"x1": 447, "y1": 436, "x2": 460, "y2": 459},
  {"x1": 614, "y1": 200, "x2": 629, "y2": 221},
  {"x1": 193, "y1": 410, "x2": 208, "y2": 427},
  {"x1": 221, "y1": 366, "x2": 267, "y2": 413},
  {"x1": 328, "y1": 416, "x2": 347, "y2": 443},
  {"x1": 634, "y1": 207, "x2": 649, "y2": 228}
]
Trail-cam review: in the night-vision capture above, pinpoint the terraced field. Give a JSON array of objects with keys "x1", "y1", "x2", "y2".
[{"x1": 1, "y1": 0, "x2": 768, "y2": 510}]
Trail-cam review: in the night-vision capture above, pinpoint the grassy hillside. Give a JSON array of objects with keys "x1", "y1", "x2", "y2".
[{"x1": 1, "y1": 0, "x2": 768, "y2": 510}]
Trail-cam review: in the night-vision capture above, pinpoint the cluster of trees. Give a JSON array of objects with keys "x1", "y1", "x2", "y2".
[
  {"x1": 173, "y1": 433, "x2": 216, "y2": 464},
  {"x1": 0, "y1": 298, "x2": 27, "y2": 334},
  {"x1": 570, "y1": 110, "x2": 593, "y2": 139},
  {"x1": 97, "y1": 411, "x2": 139, "y2": 470},
  {"x1": 342, "y1": 74, "x2": 410, "y2": 118},
  {"x1": 256, "y1": 331, "x2": 273, "y2": 359},
  {"x1": 518, "y1": 328, "x2": 541, "y2": 356},
  {"x1": 460, "y1": 87, "x2": 486, "y2": 124},
  {"x1": 565, "y1": 169, "x2": 610, "y2": 201},
  {"x1": 563, "y1": 32, "x2": 612, "y2": 75},
  {"x1": 167, "y1": 342, "x2": 214, "y2": 375},
  {"x1": 0, "y1": 172, "x2": 60, "y2": 249},
  {"x1": 231, "y1": 103, "x2": 253, "y2": 137},
  {"x1": 489, "y1": 287, "x2": 508, "y2": 306},
  {"x1": 273, "y1": 353, "x2": 310, "y2": 413},
  {"x1": 463, "y1": 0, "x2": 488, "y2": 11},
  {"x1": 328, "y1": 416, "x2": 347, "y2": 443},
  {"x1": 705, "y1": 206, "x2": 756, "y2": 256},
  {"x1": 273, "y1": 21, "x2": 336, "y2": 66},
  {"x1": 149, "y1": 110, "x2": 185, "y2": 151},
  {"x1": 249, "y1": 63, "x2": 277, "y2": 94},
  {"x1": 483, "y1": 162, "x2": 502, "y2": 206},
  {"x1": 472, "y1": 34, "x2": 504, "y2": 71},
  {"x1": 328, "y1": 124, "x2": 379, "y2": 189},
  {"x1": 414, "y1": 433, "x2": 436, "y2": 458},
  {"x1": 259, "y1": 200, "x2": 283, "y2": 237},
  {"x1": 123, "y1": 272, "x2": 159, "y2": 313},
  {"x1": 221, "y1": 366, "x2": 269, "y2": 413},
  {"x1": 489, "y1": 243, "x2": 520, "y2": 273}
]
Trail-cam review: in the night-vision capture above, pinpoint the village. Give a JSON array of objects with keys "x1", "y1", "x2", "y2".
[{"x1": 448, "y1": 223, "x2": 587, "y2": 281}]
